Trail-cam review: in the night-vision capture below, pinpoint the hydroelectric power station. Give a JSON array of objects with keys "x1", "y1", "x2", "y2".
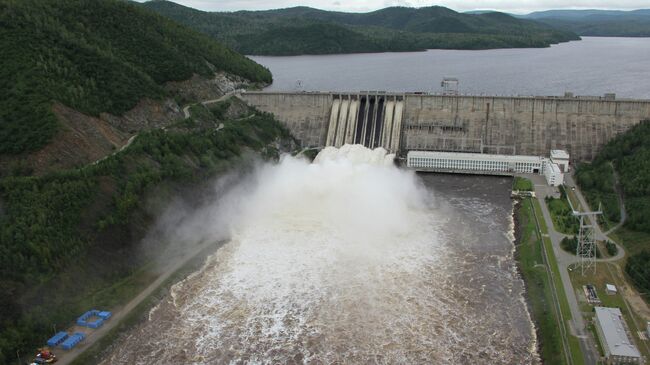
[{"x1": 240, "y1": 91, "x2": 650, "y2": 162}]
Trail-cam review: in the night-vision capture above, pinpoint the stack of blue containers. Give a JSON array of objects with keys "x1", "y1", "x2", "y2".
[
  {"x1": 46, "y1": 332, "x2": 68, "y2": 347},
  {"x1": 77, "y1": 309, "x2": 105, "y2": 328},
  {"x1": 60, "y1": 332, "x2": 86, "y2": 350}
]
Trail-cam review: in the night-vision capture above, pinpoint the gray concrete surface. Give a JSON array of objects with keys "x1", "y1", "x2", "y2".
[{"x1": 241, "y1": 91, "x2": 650, "y2": 161}]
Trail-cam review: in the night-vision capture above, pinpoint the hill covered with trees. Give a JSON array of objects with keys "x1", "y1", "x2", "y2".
[
  {"x1": 142, "y1": 1, "x2": 580, "y2": 56},
  {"x1": 0, "y1": 98, "x2": 296, "y2": 364},
  {"x1": 0, "y1": 0, "x2": 271, "y2": 156},
  {"x1": 575, "y1": 121, "x2": 650, "y2": 295},
  {"x1": 522, "y1": 9, "x2": 650, "y2": 37}
]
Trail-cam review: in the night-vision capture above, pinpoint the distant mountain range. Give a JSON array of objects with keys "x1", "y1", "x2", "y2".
[
  {"x1": 519, "y1": 9, "x2": 650, "y2": 37},
  {"x1": 141, "y1": 1, "x2": 579, "y2": 56}
]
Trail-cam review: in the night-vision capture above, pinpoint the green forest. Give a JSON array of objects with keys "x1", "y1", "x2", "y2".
[
  {"x1": 142, "y1": 1, "x2": 580, "y2": 56},
  {"x1": 575, "y1": 121, "x2": 650, "y2": 294},
  {"x1": 0, "y1": 0, "x2": 271, "y2": 155},
  {"x1": 528, "y1": 10, "x2": 650, "y2": 37},
  {"x1": 0, "y1": 99, "x2": 295, "y2": 363}
]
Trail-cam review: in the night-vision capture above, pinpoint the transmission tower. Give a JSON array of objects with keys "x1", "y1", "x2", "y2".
[{"x1": 572, "y1": 203, "x2": 602, "y2": 276}]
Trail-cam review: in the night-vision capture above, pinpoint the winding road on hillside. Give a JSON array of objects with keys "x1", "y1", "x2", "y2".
[{"x1": 182, "y1": 90, "x2": 240, "y2": 118}]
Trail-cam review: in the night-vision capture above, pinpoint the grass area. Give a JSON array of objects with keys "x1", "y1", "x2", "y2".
[
  {"x1": 513, "y1": 177, "x2": 534, "y2": 191},
  {"x1": 531, "y1": 198, "x2": 585, "y2": 365},
  {"x1": 516, "y1": 198, "x2": 568, "y2": 364},
  {"x1": 610, "y1": 227, "x2": 650, "y2": 257},
  {"x1": 609, "y1": 220, "x2": 650, "y2": 305},
  {"x1": 81, "y1": 263, "x2": 157, "y2": 309},
  {"x1": 587, "y1": 322, "x2": 605, "y2": 357},
  {"x1": 565, "y1": 188, "x2": 583, "y2": 212},
  {"x1": 546, "y1": 195, "x2": 579, "y2": 235},
  {"x1": 568, "y1": 262, "x2": 650, "y2": 360}
]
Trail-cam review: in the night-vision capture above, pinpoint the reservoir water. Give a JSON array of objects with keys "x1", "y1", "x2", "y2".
[
  {"x1": 102, "y1": 146, "x2": 537, "y2": 364},
  {"x1": 251, "y1": 37, "x2": 650, "y2": 99}
]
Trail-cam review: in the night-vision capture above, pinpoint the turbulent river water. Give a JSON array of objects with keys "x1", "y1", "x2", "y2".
[{"x1": 102, "y1": 145, "x2": 538, "y2": 364}]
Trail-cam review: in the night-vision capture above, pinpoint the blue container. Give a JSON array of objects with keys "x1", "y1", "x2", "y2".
[
  {"x1": 46, "y1": 331, "x2": 68, "y2": 347},
  {"x1": 60, "y1": 333, "x2": 85, "y2": 350}
]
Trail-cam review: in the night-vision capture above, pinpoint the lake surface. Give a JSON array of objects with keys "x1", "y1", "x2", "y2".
[{"x1": 251, "y1": 37, "x2": 650, "y2": 99}]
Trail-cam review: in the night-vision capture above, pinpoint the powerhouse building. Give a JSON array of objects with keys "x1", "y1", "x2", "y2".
[
  {"x1": 406, "y1": 150, "x2": 566, "y2": 186},
  {"x1": 593, "y1": 307, "x2": 641, "y2": 364}
]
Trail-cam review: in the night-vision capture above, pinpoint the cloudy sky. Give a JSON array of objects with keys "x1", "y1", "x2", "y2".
[{"x1": 136, "y1": 0, "x2": 649, "y2": 14}]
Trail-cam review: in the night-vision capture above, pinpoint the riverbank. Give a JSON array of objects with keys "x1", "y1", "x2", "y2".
[
  {"x1": 68, "y1": 240, "x2": 225, "y2": 364},
  {"x1": 513, "y1": 196, "x2": 569, "y2": 364}
]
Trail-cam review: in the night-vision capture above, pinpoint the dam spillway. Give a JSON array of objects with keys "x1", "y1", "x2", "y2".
[
  {"x1": 325, "y1": 94, "x2": 405, "y2": 151},
  {"x1": 239, "y1": 91, "x2": 650, "y2": 161}
]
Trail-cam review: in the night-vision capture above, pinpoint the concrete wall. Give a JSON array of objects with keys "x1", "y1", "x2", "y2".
[
  {"x1": 402, "y1": 95, "x2": 650, "y2": 161},
  {"x1": 241, "y1": 92, "x2": 650, "y2": 161},
  {"x1": 240, "y1": 92, "x2": 332, "y2": 148}
]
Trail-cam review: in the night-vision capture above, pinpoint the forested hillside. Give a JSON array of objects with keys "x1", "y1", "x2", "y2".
[
  {"x1": 0, "y1": 98, "x2": 295, "y2": 363},
  {"x1": 142, "y1": 1, "x2": 579, "y2": 56},
  {"x1": 0, "y1": 0, "x2": 271, "y2": 155},
  {"x1": 523, "y1": 9, "x2": 650, "y2": 37},
  {"x1": 575, "y1": 121, "x2": 650, "y2": 295}
]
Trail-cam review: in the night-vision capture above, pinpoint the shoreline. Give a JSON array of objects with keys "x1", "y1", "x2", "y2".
[
  {"x1": 512, "y1": 198, "x2": 544, "y2": 363},
  {"x1": 511, "y1": 198, "x2": 545, "y2": 364},
  {"x1": 512, "y1": 195, "x2": 571, "y2": 365},
  {"x1": 68, "y1": 240, "x2": 226, "y2": 365}
]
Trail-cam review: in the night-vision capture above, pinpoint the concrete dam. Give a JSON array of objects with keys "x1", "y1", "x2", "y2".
[{"x1": 240, "y1": 92, "x2": 650, "y2": 161}]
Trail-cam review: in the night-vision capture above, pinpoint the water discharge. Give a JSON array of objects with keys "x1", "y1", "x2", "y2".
[{"x1": 102, "y1": 145, "x2": 538, "y2": 364}]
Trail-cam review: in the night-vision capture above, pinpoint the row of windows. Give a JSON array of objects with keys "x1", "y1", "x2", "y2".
[{"x1": 408, "y1": 157, "x2": 543, "y2": 174}]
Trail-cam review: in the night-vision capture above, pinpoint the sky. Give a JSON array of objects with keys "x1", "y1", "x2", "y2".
[{"x1": 135, "y1": 0, "x2": 650, "y2": 14}]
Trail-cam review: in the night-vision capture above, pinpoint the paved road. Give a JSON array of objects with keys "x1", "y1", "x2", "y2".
[
  {"x1": 55, "y1": 239, "x2": 218, "y2": 365},
  {"x1": 534, "y1": 182, "x2": 599, "y2": 365}
]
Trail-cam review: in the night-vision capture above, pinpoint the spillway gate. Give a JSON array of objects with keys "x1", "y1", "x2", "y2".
[{"x1": 325, "y1": 94, "x2": 404, "y2": 152}]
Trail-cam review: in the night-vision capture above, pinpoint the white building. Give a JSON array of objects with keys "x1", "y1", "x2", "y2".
[
  {"x1": 594, "y1": 307, "x2": 641, "y2": 364},
  {"x1": 550, "y1": 149, "x2": 570, "y2": 172},
  {"x1": 544, "y1": 159, "x2": 564, "y2": 187},
  {"x1": 406, "y1": 150, "x2": 566, "y2": 186},
  {"x1": 606, "y1": 284, "x2": 618, "y2": 295},
  {"x1": 407, "y1": 151, "x2": 545, "y2": 175}
]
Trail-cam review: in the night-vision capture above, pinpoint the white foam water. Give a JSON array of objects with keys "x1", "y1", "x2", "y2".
[{"x1": 101, "y1": 145, "x2": 539, "y2": 365}]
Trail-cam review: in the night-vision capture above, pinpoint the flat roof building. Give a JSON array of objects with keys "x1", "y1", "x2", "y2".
[
  {"x1": 550, "y1": 149, "x2": 570, "y2": 172},
  {"x1": 407, "y1": 151, "x2": 545, "y2": 176},
  {"x1": 594, "y1": 307, "x2": 641, "y2": 364},
  {"x1": 544, "y1": 160, "x2": 564, "y2": 187},
  {"x1": 407, "y1": 150, "x2": 565, "y2": 186}
]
